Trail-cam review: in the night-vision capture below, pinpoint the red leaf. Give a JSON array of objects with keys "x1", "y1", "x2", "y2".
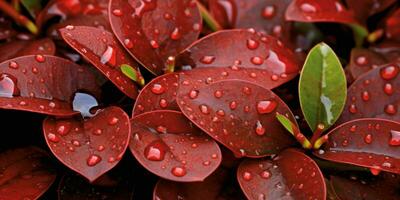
[
  {"x1": 177, "y1": 80, "x2": 296, "y2": 157},
  {"x1": 58, "y1": 174, "x2": 134, "y2": 200},
  {"x1": 0, "y1": 55, "x2": 100, "y2": 116},
  {"x1": 330, "y1": 174, "x2": 400, "y2": 200},
  {"x1": 153, "y1": 168, "x2": 245, "y2": 200},
  {"x1": 385, "y1": 8, "x2": 400, "y2": 42},
  {"x1": 346, "y1": 48, "x2": 388, "y2": 82},
  {"x1": 59, "y1": 26, "x2": 142, "y2": 99},
  {"x1": 315, "y1": 118, "x2": 400, "y2": 175},
  {"x1": 338, "y1": 62, "x2": 400, "y2": 123},
  {"x1": 237, "y1": 149, "x2": 326, "y2": 200},
  {"x1": 109, "y1": 0, "x2": 202, "y2": 75},
  {"x1": 129, "y1": 110, "x2": 222, "y2": 182},
  {"x1": 0, "y1": 15, "x2": 15, "y2": 40},
  {"x1": 0, "y1": 147, "x2": 57, "y2": 200},
  {"x1": 176, "y1": 29, "x2": 300, "y2": 85},
  {"x1": 0, "y1": 38, "x2": 56, "y2": 63},
  {"x1": 209, "y1": 0, "x2": 292, "y2": 39},
  {"x1": 285, "y1": 0, "x2": 358, "y2": 24},
  {"x1": 43, "y1": 106, "x2": 131, "y2": 182},
  {"x1": 36, "y1": 0, "x2": 109, "y2": 28},
  {"x1": 132, "y1": 73, "x2": 179, "y2": 117}
]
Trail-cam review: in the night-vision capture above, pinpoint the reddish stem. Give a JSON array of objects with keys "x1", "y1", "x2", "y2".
[
  {"x1": 310, "y1": 123, "x2": 325, "y2": 145},
  {"x1": 0, "y1": 0, "x2": 38, "y2": 34}
]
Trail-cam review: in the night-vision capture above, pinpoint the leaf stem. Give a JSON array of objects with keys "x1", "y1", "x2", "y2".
[
  {"x1": 0, "y1": 0, "x2": 38, "y2": 34},
  {"x1": 310, "y1": 123, "x2": 325, "y2": 145},
  {"x1": 197, "y1": 0, "x2": 222, "y2": 32},
  {"x1": 165, "y1": 56, "x2": 175, "y2": 73}
]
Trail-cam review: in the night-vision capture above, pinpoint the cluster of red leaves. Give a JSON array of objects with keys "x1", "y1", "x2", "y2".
[{"x1": 0, "y1": 0, "x2": 399, "y2": 199}]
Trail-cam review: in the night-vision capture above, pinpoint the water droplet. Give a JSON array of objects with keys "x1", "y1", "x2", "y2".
[
  {"x1": 156, "y1": 126, "x2": 167, "y2": 133},
  {"x1": 151, "y1": 84, "x2": 165, "y2": 95},
  {"x1": 255, "y1": 120, "x2": 266, "y2": 136},
  {"x1": 150, "y1": 40, "x2": 159, "y2": 49},
  {"x1": 380, "y1": 65, "x2": 399, "y2": 80},
  {"x1": 257, "y1": 100, "x2": 277, "y2": 114},
  {"x1": 72, "y1": 140, "x2": 80, "y2": 146},
  {"x1": 171, "y1": 166, "x2": 186, "y2": 177},
  {"x1": 242, "y1": 171, "x2": 252, "y2": 181},
  {"x1": 170, "y1": 27, "x2": 181, "y2": 40},
  {"x1": 144, "y1": 140, "x2": 167, "y2": 161},
  {"x1": 100, "y1": 46, "x2": 116, "y2": 66},
  {"x1": 112, "y1": 9, "x2": 123, "y2": 16},
  {"x1": 356, "y1": 56, "x2": 368, "y2": 65},
  {"x1": 350, "y1": 125, "x2": 357, "y2": 132},
  {"x1": 229, "y1": 101, "x2": 237, "y2": 110},
  {"x1": 216, "y1": 109, "x2": 225, "y2": 116},
  {"x1": 199, "y1": 104, "x2": 210, "y2": 114},
  {"x1": 189, "y1": 90, "x2": 198, "y2": 99},
  {"x1": 56, "y1": 122, "x2": 71, "y2": 136},
  {"x1": 370, "y1": 166, "x2": 381, "y2": 176},
  {"x1": 247, "y1": 39, "x2": 259, "y2": 50},
  {"x1": 87, "y1": 154, "x2": 102, "y2": 166},
  {"x1": 35, "y1": 55, "x2": 45, "y2": 63},
  {"x1": 108, "y1": 117, "x2": 119, "y2": 125},
  {"x1": 300, "y1": 3, "x2": 317, "y2": 13},
  {"x1": 47, "y1": 133, "x2": 60, "y2": 143},
  {"x1": 97, "y1": 145, "x2": 105, "y2": 151},
  {"x1": 349, "y1": 104, "x2": 357, "y2": 114},
  {"x1": 0, "y1": 73, "x2": 20, "y2": 98},
  {"x1": 251, "y1": 57, "x2": 264, "y2": 65},
  {"x1": 202, "y1": 161, "x2": 211, "y2": 166},
  {"x1": 124, "y1": 39, "x2": 134, "y2": 49},
  {"x1": 262, "y1": 5, "x2": 276, "y2": 19},
  {"x1": 8, "y1": 61, "x2": 18, "y2": 69},
  {"x1": 361, "y1": 91, "x2": 370, "y2": 101},
  {"x1": 200, "y1": 56, "x2": 216, "y2": 64},
  {"x1": 159, "y1": 99, "x2": 168, "y2": 108},
  {"x1": 214, "y1": 90, "x2": 222, "y2": 98},
  {"x1": 260, "y1": 170, "x2": 271, "y2": 179},
  {"x1": 385, "y1": 104, "x2": 397, "y2": 115},
  {"x1": 384, "y1": 83, "x2": 394, "y2": 95},
  {"x1": 389, "y1": 130, "x2": 400, "y2": 146},
  {"x1": 364, "y1": 134, "x2": 372, "y2": 144}
]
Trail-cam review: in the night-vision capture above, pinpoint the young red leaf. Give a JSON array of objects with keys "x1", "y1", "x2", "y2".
[
  {"x1": 43, "y1": 106, "x2": 131, "y2": 182},
  {"x1": 0, "y1": 147, "x2": 57, "y2": 199},
  {"x1": 153, "y1": 168, "x2": 245, "y2": 200},
  {"x1": 132, "y1": 73, "x2": 179, "y2": 117},
  {"x1": 315, "y1": 118, "x2": 400, "y2": 175},
  {"x1": 209, "y1": 0, "x2": 292, "y2": 39},
  {"x1": 338, "y1": 62, "x2": 400, "y2": 123},
  {"x1": 58, "y1": 174, "x2": 134, "y2": 200},
  {"x1": 330, "y1": 174, "x2": 400, "y2": 200},
  {"x1": 177, "y1": 29, "x2": 300, "y2": 85},
  {"x1": 346, "y1": 48, "x2": 388, "y2": 82},
  {"x1": 109, "y1": 0, "x2": 202, "y2": 75},
  {"x1": 237, "y1": 149, "x2": 326, "y2": 200},
  {"x1": 385, "y1": 8, "x2": 400, "y2": 42},
  {"x1": 0, "y1": 55, "x2": 100, "y2": 116},
  {"x1": 177, "y1": 80, "x2": 296, "y2": 157},
  {"x1": 130, "y1": 110, "x2": 222, "y2": 182},
  {"x1": 60, "y1": 26, "x2": 142, "y2": 99},
  {"x1": 0, "y1": 38, "x2": 56, "y2": 63}
]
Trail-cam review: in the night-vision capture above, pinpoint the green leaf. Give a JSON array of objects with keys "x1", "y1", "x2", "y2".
[
  {"x1": 350, "y1": 24, "x2": 368, "y2": 47},
  {"x1": 276, "y1": 113, "x2": 312, "y2": 149},
  {"x1": 299, "y1": 43, "x2": 347, "y2": 132},
  {"x1": 21, "y1": 0, "x2": 43, "y2": 19},
  {"x1": 120, "y1": 64, "x2": 144, "y2": 86}
]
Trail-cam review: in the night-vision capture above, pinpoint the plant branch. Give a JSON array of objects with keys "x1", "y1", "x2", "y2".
[
  {"x1": 197, "y1": 0, "x2": 222, "y2": 32},
  {"x1": 0, "y1": 0, "x2": 38, "y2": 34}
]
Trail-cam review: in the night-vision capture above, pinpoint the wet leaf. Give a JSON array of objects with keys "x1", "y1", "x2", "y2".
[
  {"x1": 177, "y1": 80, "x2": 296, "y2": 157},
  {"x1": 43, "y1": 106, "x2": 131, "y2": 182},
  {"x1": 60, "y1": 26, "x2": 142, "y2": 99},
  {"x1": 315, "y1": 118, "x2": 400, "y2": 175},
  {"x1": 0, "y1": 55, "x2": 100, "y2": 116},
  {"x1": 346, "y1": 48, "x2": 388, "y2": 82},
  {"x1": 109, "y1": 0, "x2": 202, "y2": 75},
  {"x1": 385, "y1": 8, "x2": 400, "y2": 42},
  {"x1": 299, "y1": 43, "x2": 347, "y2": 131},
  {"x1": 177, "y1": 29, "x2": 300, "y2": 85},
  {"x1": 0, "y1": 38, "x2": 56, "y2": 63},
  {"x1": 129, "y1": 110, "x2": 222, "y2": 182},
  {"x1": 237, "y1": 149, "x2": 326, "y2": 200}
]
